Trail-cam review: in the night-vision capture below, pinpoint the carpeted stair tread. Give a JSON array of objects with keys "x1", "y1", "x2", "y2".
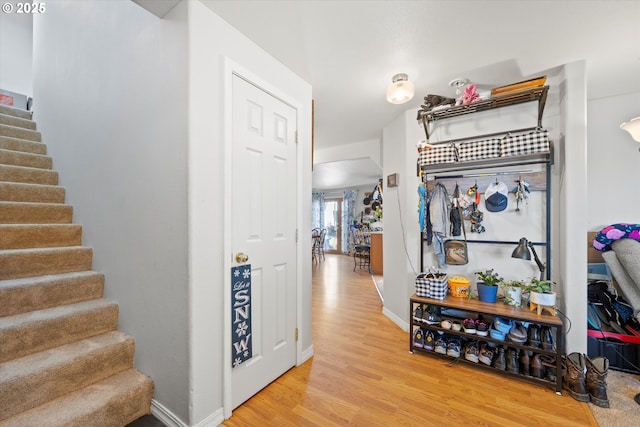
[
  {"x1": 0, "y1": 136, "x2": 47, "y2": 155},
  {"x1": 0, "y1": 164, "x2": 58, "y2": 185},
  {"x1": 0, "y1": 331, "x2": 135, "y2": 421},
  {"x1": 0, "y1": 201, "x2": 73, "y2": 224},
  {"x1": 0, "y1": 246, "x2": 92, "y2": 280},
  {"x1": 0, "y1": 124, "x2": 41, "y2": 142},
  {"x1": 0, "y1": 148, "x2": 52, "y2": 169},
  {"x1": 0, "y1": 271, "x2": 104, "y2": 317},
  {"x1": 0, "y1": 223, "x2": 82, "y2": 250},
  {"x1": 0, "y1": 368, "x2": 153, "y2": 427},
  {"x1": 0, "y1": 104, "x2": 32, "y2": 120},
  {"x1": 0, "y1": 181, "x2": 65, "y2": 203},
  {"x1": 0, "y1": 298, "x2": 118, "y2": 363},
  {"x1": 0, "y1": 113, "x2": 37, "y2": 130}
]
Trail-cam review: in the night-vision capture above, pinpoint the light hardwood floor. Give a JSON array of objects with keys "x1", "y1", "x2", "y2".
[{"x1": 221, "y1": 254, "x2": 597, "y2": 426}]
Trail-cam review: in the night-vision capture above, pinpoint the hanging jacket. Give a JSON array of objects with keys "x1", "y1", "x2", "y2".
[{"x1": 426, "y1": 183, "x2": 450, "y2": 267}]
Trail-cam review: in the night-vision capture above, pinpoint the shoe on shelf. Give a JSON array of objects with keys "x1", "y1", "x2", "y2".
[
  {"x1": 413, "y1": 328, "x2": 424, "y2": 348},
  {"x1": 424, "y1": 330, "x2": 435, "y2": 351},
  {"x1": 508, "y1": 323, "x2": 527, "y2": 344},
  {"x1": 413, "y1": 305, "x2": 424, "y2": 323},
  {"x1": 493, "y1": 346, "x2": 507, "y2": 370},
  {"x1": 506, "y1": 348, "x2": 519, "y2": 374},
  {"x1": 440, "y1": 319, "x2": 452, "y2": 329},
  {"x1": 475, "y1": 319, "x2": 489, "y2": 337},
  {"x1": 463, "y1": 318, "x2": 477, "y2": 334},
  {"x1": 464, "y1": 340, "x2": 479, "y2": 363},
  {"x1": 447, "y1": 337, "x2": 461, "y2": 358},
  {"x1": 451, "y1": 320, "x2": 462, "y2": 331},
  {"x1": 424, "y1": 305, "x2": 442, "y2": 325},
  {"x1": 528, "y1": 324, "x2": 541, "y2": 348},
  {"x1": 541, "y1": 326, "x2": 555, "y2": 351},
  {"x1": 478, "y1": 342, "x2": 494, "y2": 366},
  {"x1": 434, "y1": 334, "x2": 447, "y2": 354}
]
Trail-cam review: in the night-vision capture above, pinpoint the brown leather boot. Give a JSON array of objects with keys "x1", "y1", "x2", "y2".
[
  {"x1": 563, "y1": 352, "x2": 589, "y2": 402},
  {"x1": 531, "y1": 354, "x2": 543, "y2": 378},
  {"x1": 520, "y1": 349, "x2": 531, "y2": 376},
  {"x1": 585, "y1": 356, "x2": 610, "y2": 408},
  {"x1": 506, "y1": 348, "x2": 519, "y2": 374}
]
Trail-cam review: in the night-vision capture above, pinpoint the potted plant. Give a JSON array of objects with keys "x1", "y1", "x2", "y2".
[
  {"x1": 500, "y1": 280, "x2": 525, "y2": 307},
  {"x1": 474, "y1": 269, "x2": 503, "y2": 303},
  {"x1": 523, "y1": 278, "x2": 556, "y2": 307}
]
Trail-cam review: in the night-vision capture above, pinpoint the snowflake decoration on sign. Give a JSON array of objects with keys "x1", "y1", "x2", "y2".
[
  {"x1": 235, "y1": 321, "x2": 249, "y2": 337},
  {"x1": 233, "y1": 357, "x2": 243, "y2": 367},
  {"x1": 243, "y1": 350, "x2": 250, "y2": 358},
  {"x1": 233, "y1": 269, "x2": 240, "y2": 277},
  {"x1": 242, "y1": 268, "x2": 251, "y2": 279}
]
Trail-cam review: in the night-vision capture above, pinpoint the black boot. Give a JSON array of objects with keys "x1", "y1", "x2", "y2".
[
  {"x1": 585, "y1": 356, "x2": 610, "y2": 408},
  {"x1": 506, "y1": 348, "x2": 519, "y2": 374},
  {"x1": 493, "y1": 346, "x2": 506, "y2": 370},
  {"x1": 531, "y1": 354, "x2": 543, "y2": 379},
  {"x1": 528, "y1": 324, "x2": 541, "y2": 348},
  {"x1": 541, "y1": 326, "x2": 554, "y2": 351}
]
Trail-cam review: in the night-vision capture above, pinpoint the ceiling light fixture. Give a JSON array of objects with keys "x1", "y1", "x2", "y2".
[
  {"x1": 620, "y1": 116, "x2": 640, "y2": 142},
  {"x1": 386, "y1": 73, "x2": 415, "y2": 105}
]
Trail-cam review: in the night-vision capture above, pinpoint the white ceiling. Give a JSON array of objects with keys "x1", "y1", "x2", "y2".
[{"x1": 202, "y1": 0, "x2": 640, "y2": 189}]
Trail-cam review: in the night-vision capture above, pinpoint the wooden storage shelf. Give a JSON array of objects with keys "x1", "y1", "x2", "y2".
[{"x1": 410, "y1": 294, "x2": 563, "y2": 394}]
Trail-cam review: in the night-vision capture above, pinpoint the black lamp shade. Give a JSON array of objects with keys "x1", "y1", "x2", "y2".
[{"x1": 512, "y1": 238, "x2": 531, "y2": 260}]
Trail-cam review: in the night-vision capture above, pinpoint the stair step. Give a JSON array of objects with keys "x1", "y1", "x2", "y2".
[
  {"x1": 0, "y1": 123, "x2": 41, "y2": 142},
  {"x1": 0, "y1": 182, "x2": 65, "y2": 203},
  {"x1": 0, "y1": 368, "x2": 153, "y2": 427},
  {"x1": 0, "y1": 136, "x2": 47, "y2": 155},
  {"x1": 0, "y1": 104, "x2": 32, "y2": 120},
  {"x1": 0, "y1": 271, "x2": 104, "y2": 317},
  {"x1": 0, "y1": 113, "x2": 37, "y2": 130},
  {"x1": 0, "y1": 298, "x2": 118, "y2": 363},
  {"x1": 0, "y1": 164, "x2": 58, "y2": 185},
  {"x1": 0, "y1": 331, "x2": 135, "y2": 421},
  {"x1": 0, "y1": 223, "x2": 82, "y2": 250},
  {"x1": 0, "y1": 246, "x2": 92, "y2": 280},
  {"x1": 0, "y1": 201, "x2": 73, "y2": 224},
  {"x1": 0, "y1": 148, "x2": 52, "y2": 169}
]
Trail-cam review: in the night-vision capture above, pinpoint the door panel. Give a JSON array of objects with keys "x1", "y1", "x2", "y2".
[{"x1": 231, "y1": 75, "x2": 297, "y2": 409}]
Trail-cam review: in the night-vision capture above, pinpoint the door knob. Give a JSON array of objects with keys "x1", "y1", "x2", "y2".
[{"x1": 235, "y1": 252, "x2": 249, "y2": 263}]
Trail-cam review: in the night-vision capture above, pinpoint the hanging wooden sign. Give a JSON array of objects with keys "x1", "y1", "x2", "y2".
[{"x1": 231, "y1": 265, "x2": 252, "y2": 367}]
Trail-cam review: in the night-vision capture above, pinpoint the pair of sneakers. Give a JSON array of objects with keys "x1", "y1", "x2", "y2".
[
  {"x1": 478, "y1": 342, "x2": 495, "y2": 366},
  {"x1": 464, "y1": 340, "x2": 479, "y2": 363},
  {"x1": 413, "y1": 328, "x2": 436, "y2": 350},
  {"x1": 413, "y1": 305, "x2": 441, "y2": 325},
  {"x1": 462, "y1": 318, "x2": 489, "y2": 336}
]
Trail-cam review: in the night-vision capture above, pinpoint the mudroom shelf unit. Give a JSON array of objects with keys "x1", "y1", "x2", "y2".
[
  {"x1": 410, "y1": 294, "x2": 563, "y2": 394},
  {"x1": 417, "y1": 84, "x2": 553, "y2": 275}
]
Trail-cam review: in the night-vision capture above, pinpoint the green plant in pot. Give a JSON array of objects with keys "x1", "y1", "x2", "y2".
[
  {"x1": 500, "y1": 279, "x2": 525, "y2": 307},
  {"x1": 523, "y1": 278, "x2": 556, "y2": 307},
  {"x1": 474, "y1": 269, "x2": 503, "y2": 303}
]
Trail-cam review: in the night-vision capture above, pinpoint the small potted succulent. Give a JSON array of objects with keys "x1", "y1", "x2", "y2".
[
  {"x1": 474, "y1": 269, "x2": 503, "y2": 303},
  {"x1": 500, "y1": 279, "x2": 525, "y2": 307},
  {"x1": 523, "y1": 278, "x2": 556, "y2": 307}
]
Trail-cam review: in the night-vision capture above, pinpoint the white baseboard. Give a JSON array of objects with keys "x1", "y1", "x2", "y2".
[
  {"x1": 150, "y1": 400, "x2": 224, "y2": 427},
  {"x1": 382, "y1": 306, "x2": 409, "y2": 332},
  {"x1": 299, "y1": 344, "x2": 314, "y2": 365}
]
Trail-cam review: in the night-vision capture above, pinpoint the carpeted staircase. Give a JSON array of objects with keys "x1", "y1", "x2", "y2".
[{"x1": 0, "y1": 104, "x2": 153, "y2": 426}]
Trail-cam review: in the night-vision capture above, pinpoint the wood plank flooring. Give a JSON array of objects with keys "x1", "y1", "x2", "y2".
[{"x1": 221, "y1": 254, "x2": 597, "y2": 426}]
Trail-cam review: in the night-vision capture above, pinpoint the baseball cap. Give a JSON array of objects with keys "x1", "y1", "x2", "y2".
[{"x1": 485, "y1": 181, "x2": 509, "y2": 212}]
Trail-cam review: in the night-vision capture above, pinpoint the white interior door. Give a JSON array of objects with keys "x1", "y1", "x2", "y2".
[{"x1": 231, "y1": 74, "x2": 297, "y2": 409}]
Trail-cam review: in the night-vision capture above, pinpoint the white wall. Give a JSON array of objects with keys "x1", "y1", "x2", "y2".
[
  {"x1": 0, "y1": 0, "x2": 33, "y2": 97},
  {"x1": 190, "y1": 0, "x2": 313, "y2": 423},
  {"x1": 587, "y1": 90, "x2": 640, "y2": 229},
  {"x1": 33, "y1": 0, "x2": 191, "y2": 421}
]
